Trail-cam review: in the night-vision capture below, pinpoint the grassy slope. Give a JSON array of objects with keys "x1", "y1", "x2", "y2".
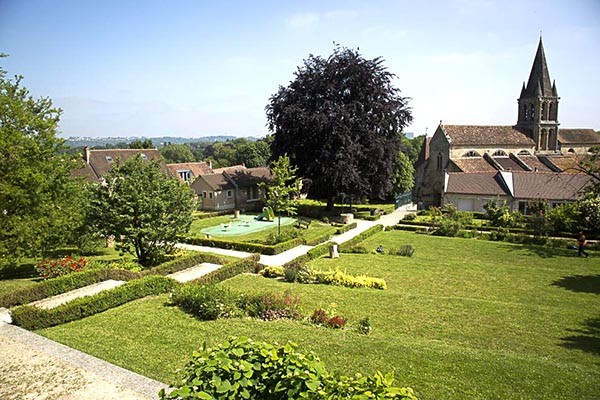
[{"x1": 37, "y1": 231, "x2": 600, "y2": 399}]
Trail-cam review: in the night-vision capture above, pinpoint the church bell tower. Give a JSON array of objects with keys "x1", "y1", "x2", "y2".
[{"x1": 516, "y1": 38, "x2": 560, "y2": 153}]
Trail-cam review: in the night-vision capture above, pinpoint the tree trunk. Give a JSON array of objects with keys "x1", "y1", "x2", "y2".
[
  {"x1": 326, "y1": 197, "x2": 334, "y2": 211},
  {"x1": 277, "y1": 215, "x2": 281, "y2": 239}
]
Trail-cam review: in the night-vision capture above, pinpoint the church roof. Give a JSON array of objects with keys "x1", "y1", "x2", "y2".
[
  {"x1": 451, "y1": 157, "x2": 497, "y2": 173},
  {"x1": 558, "y1": 129, "x2": 600, "y2": 145},
  {"x1": 442, "y1": 125, "x2": 535, "y2": 147},
  {"x1": 512, "y1": 172, "x2": 591, "y2": 200},
  {"x1": 522, "y1": 38, "x2": 555, "y2": 98},
  {"x1": 445, "y1": 173, "x2": 506, "y2": 196}
]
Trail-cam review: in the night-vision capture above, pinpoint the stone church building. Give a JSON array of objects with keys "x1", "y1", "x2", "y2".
[{"x1": 413, "y1": 39, "x2": 599, "y2": 212}]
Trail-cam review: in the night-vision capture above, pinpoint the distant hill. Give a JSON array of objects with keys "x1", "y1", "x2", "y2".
[{"x1": 64, "y1": 136, "x2": 261, "y2": 148}]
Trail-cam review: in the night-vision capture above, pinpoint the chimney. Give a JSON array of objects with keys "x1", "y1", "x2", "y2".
[{"x1": 83, "y1": 146, "x2": 91, "y2": 163}]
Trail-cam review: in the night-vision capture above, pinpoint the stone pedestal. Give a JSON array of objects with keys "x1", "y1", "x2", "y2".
[
  {"x1": 340, "y1": 213, "x2": 354, "y2": 224},
  {"x1": 234, "y1": 210, "x2": 240, "y2": 219},
  {"x1": 329, "y1": 244, "x2": 339, "y2": 258}
]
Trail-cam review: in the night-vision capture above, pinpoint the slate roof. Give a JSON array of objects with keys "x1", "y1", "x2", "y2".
[
  {"x1": 445, "y1": 173, "x2": 506, "y2": 196},
  {"x1": 558, "y1": 129, "x2": 600, "y2": 145},
  {"x1": 494, "y1": 157, "x2": 525, "y2": 171},
  {"x1": 451, "y1": 157, "x2": 497, "y2": 173},
  {"x1": 201, "y1": 173, "x2": 235, "y2": 191},
  {"x1": 521, "y1": 38, "x2": 556, "y2": 98},
  {"x1": 442, "y1": 125, "x2": 535, "y2": 147},
  {"x1": 512, "y1": 172, "x2": 591, "y2": 200},
  {"x1": 85, "y1": 148, "x2": 163, "y2": 179}
]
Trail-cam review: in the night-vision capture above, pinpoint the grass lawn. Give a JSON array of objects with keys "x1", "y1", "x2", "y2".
[{"x1": 37, "y1": 231, "x2": 600, "y2": 399}]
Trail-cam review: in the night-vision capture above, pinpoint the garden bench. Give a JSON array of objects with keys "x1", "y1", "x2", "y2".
[{"x1": 296, "y1": 218, "x2": 311, "y2": 229}]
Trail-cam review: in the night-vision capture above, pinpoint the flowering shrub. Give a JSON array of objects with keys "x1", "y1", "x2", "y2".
[
  {"x1": 240, "y1": 291, "x2": 302, "y2": 321},
  {"x1": 313, "y1": 268, "x2": 387, "y2": 290},
  {"x1": 310, "y1": 305, "x2": 348, "y2": 329},
  {"x1": 171, "y1": 284, "x2": 239, "y2": 320},
  {"x1": 35, "y1": 256, "x2": 88, "y2": 279}
]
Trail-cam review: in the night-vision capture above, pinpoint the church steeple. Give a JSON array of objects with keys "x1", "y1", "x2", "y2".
[{"x1": 516, "y1": 37, "x2": 560, "y2": 153}]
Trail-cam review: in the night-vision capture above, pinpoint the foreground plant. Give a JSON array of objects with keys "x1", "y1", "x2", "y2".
[
  {"x1": 159, "y1": 337, "x2": 417, "y2": 399},
  {"x1": 35, "y1": 255, "x2": 88, "y2": 279}
]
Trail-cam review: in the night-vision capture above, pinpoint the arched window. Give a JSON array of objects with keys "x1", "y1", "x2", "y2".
[
  {"x1": 530, "y1": 104, "x2": 535, "y2": 120},
  {"x1": 524, "y1": 104, "x2": 529, "y2": 120},
  {"x1": 549, "y1": 103, "x2": 554, "y2": 120},
  {"x1": 436, "y1": 153, "x2": 443, "y2": 170},
  {"x1": 492, "y1": 150, "x2": 508, "y2": 157},
  {"x1": 567, "y1": 148, "x2": 575, "y2": 153},
  {"x1": 518, "y1": 150, "x2": 531, "y2": 156},
  {"x1": 541, "y1": 103, "x2": 546, "y2": 120},
  {"x1": 461, "y1": 151, "x2": 481, "y2": 158},
  {"x1": 540, "y1": 129, "x2": 547, "y2": 150}
]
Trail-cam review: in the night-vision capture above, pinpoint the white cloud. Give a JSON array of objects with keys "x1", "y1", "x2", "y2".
[
  {"x1": 286, "y1": 12, "x2": 319, "y2": 29},
  {"x1": 286, "y1": 9, "x2": 358, "y2": 30}
]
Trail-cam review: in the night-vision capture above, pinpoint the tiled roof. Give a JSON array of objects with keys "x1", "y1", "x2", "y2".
[
  {"x1": 493, "y1": 157, "x2": 526, "y2": 171},
  {"x1": 71, "y1": 162, "x2": 98, "y2": 182},
  {"x1": 445, "y1": 173, "x2": 506, "y2": 196},
  {"x1": 543, "y1": 155, "x2": 581, "y2": 173},
  {"x1": 512, "y1": 172, "x2": 591, "y2": 200},
  {"x1": 86, "y1": 148, "x2": 163, "y2": 179},
  {"x1": 451, "y1": 157, "x2": 497, "y2": 172},
  {"x1": 442, "y1": 125, "x2": 535, "y2": 146},
  {"x1": 227, "y1": 167, "x2": 273, "y2": 187},
  {"x1": 213, "y1": 165, "x2": 246, "y2": 174},
  {"x1": 516, "y1": 156, "x2": 553, "y2": 172},
  {"x1": 558, "y1": 129, "x2": 600, "y2": 145},
  {"x1": 201, "y1": 173, "x2": 235, "y2": 191},
  {"x1": 166, "y1": 162, "x2": 214, "y2": 181}
]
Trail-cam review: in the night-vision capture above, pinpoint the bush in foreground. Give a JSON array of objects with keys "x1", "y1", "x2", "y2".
[{"x1": 159, "y1": 337, "x2": 417, "y2": 400}]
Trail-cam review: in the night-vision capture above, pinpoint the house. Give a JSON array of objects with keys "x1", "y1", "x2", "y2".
[
  {"x1": 190, "y1": 165, "x2": 273, "y2": 211},
  {"x1": 166, "y1": 161, "x2": 214, "y2": 183},
  {"x1": 413, "y1": 38, "x2": 599, "y2": 211},
  {"x1": 74, "y1": 147, "x2": 165, "y2": 182}
]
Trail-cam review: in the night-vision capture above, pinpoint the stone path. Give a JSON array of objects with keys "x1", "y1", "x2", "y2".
[
  {"x1": 32, "y1": 279, "x2": 126, "y2": 310},
  {"x1": 167, "y1": 262, "x2": 222, "y2": 283}
]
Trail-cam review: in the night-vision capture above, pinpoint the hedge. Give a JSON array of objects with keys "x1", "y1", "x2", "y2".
[
  {"x1": 11, "y1": 275, "x2": 176, "y2": 330},
  {"x1": 180, "y1": 236, "x2": 309, "y2": 255},
  {"x1": 338, "y1": 225, "x2": 384, "y2": 252},
  {"x1": 191, "y1": 255, "x2": 260, "y2": 285},
  {"x1": 0, "y1": 268, "x2": 139, "y2": 308},
  {"x1": 307, "y1": 241, "x2": 334, "y2": 260},
  {"x1": 335, "y1": 222, "x2": 358, "y2": 235},
  {"x1": 304, "y1": 231, "x2": 333, "y2": 246},
  {"x1": 141, "y1": 252, "x2": 227, "y2": 277}
]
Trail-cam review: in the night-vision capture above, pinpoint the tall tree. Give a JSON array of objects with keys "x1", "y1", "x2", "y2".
[
  {"x1": 266, "y1": 46, "x2": 412, "y2": 208},
  {"x1": 160, "y1": 143, "x2": 195, "y2": 163},
  {"x1": 259, "y1": 155, "x2": 302, "y2": 238},
  {"x1": 0, "y1": 64, "x2": 86, "y2": 266},
  {"x1": 87, "y1": 155, "x2": 195, "y2": 267},
  {"x1": 391, "y1": 151, "x2": 415, "y2": 195},
  {"x1": 129, "y1": 138, "x2": 154, "y2": 149}
]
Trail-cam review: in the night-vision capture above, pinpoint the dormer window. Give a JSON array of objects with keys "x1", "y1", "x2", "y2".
[
  {"x1": 105, "y1": 156, "x2": 113, "y2": 163},
  {"x1": 462, "y1": 151, "x2": 481, "y2": 158},
  {"x1": 492, "y1": 150, "x2": 508, "y2": 157}
]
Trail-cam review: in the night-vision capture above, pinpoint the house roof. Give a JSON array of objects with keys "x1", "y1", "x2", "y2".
[
  {"x1": 493, "y1": 157, "x2": 524, "y2": 171},
  {"x1": 517, "y1": 155, "x2": 554, "y2": 172},
  {"x1": 201, "y1": 173, "x2": 235, "y2": 191},
  {"x1": 227, "y1": 167, "x2": 273, "y2": 187},
  {"x1": 558, "y1": 129, "x2": 600, "y2": 145},
  {"x1": 512, "y1": 172, "x2": 591, "y2": 200},
  {"x1": 451, "y1": 157, "x2": 497, "y2": 173},
  {"x1": 71, "y1": 162, "x2": 98, "y2": 181},
  {"x1": 441, "y1": 125, "x2": 535, "y2": 147},
  {"x1": 166, "y1": 162, "x2": 214, "y2": 181},
  {"x1": 213, "y1": 165, "x2": 246, "y2": 174},
  {"x1": 85, "y1": 148, "x2": 163, "y2": 179},
  {"x1": 445, "y1": 173, "x2": 507, "y2": 196},
  {"x1": 543, "y1": 154, "x2": 581, "y2": 173}
]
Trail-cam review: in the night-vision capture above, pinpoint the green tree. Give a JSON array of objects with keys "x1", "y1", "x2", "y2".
[
  {"x1": 87, "y1": 155, "x2": 195, "y2": 267},
  {"x1": 160, "y1": 143, "x2": 195, "y2": 163},
  {"x1": 259, "y1": 155, "x2": 302, "y2": 239},
  {"x1": 129, "y1": 139, "x2": 154, "y2": 149},
  {"x1": 266, "y1": 46, "x2": 412, "y2": 209},
  {"x1": 0, "y1": 64, "x2": 86, "y2": 266},
  {"x1": 401, "y1": 136, "x2": 423, "y2": 166},
  {"x1": 391, "y1": 151, "x2": 414, "y2": 195}
]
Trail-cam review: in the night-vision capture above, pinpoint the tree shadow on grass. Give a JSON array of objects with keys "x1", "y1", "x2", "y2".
[
  {"x1": 499, "y1": 242, "x2": 576, "y2": 259},
  {"x1": 552, "y1": 274, "x2": 600, "y2": 295},
  {"x1": 561, "y1": 317, "x2": 600, "y2": 357}
]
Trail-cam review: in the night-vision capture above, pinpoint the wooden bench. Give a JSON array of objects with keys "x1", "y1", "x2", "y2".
[{"x1": 296, "y1": 218, "x2": 311, "y2": 229}]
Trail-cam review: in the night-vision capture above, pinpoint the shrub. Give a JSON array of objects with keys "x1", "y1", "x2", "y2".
[
  {"x1": 388, "y1": 244, "x2": 415, "y2": 257},
  {"x1": 283, "y1": 262, "x2": 313, "y2": 283},
  {"x1": 402, "y1": 213, "x2": 417, "y2": 221},
  {"x1": 310, "y1": 308, "x2": 329, "y2": 324},
  {"x1": 307, "y1": 241, "x2": 333, "y2": 260},
  {"x1": 11, "y1": 275, "x2": 175, "y2": 330},
  {"x1": 327, "y1": 315, "x2": 348, "y2": 329},
  {"x1": 171, "y1": 284, "x2": 239, "y2": 320},
  {"x1": 240, "y1": 291, "x2": 302, "y2": 321},
  {"x1": 35, "y1": 255, "x2": 88, "y2": 279},
  {"x1": 191, "y1": 256, "x2": 259, "y2": 285},
  {"x1": 313, "y1": 268, "x2": 387, "y2": 290},
  {"x1": 357, "y1": 317, "x2": 373, "y2": 335},
  {"x1": 349, "y1": 245, "x2": 369, "y2": 254},
  {"x1": 159, "y1": 337, "x2": 418, "y2": 400},
  {"x1": 339, "y1": 225, "x2": 384, "y2": 252},
  {"x1": 260, "y1": 266, "x2": 285, "y2": 278}
]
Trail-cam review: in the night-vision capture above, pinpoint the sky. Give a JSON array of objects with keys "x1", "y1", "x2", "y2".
[{"x1": 0, "y1": 0, "x2": 599, "y2": 139}]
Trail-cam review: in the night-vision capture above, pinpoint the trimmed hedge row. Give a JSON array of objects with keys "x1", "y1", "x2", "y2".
[
  {"x1": 191, "y1": 254, "x2": 260, "y2": 285},
  {"x1": 307, "y1": 241, "x2": 334, "y2": 260},
  {"x1": 338, "y1": 225, "x2": 384, "y2": 252},
  {"x1": 11, "y1": 275, "x2": 176, "y2": 330},
  {"x1": 304, "y1": 232, "x2": 333, "y2": 246},
  {"x1": 0, "y1": 252, "x2": 228, "y2": 308},
  {"x1": 192, "y1": 210, "x2": 232, "y2": 219},
  {"x1": 0, "y1": 269, "x2": 139, "y2": 308},
  {"x1": 335, "y1": 222, "x2": 358, "y2": 235}
]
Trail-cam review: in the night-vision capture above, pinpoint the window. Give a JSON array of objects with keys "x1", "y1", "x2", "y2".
[
  {"x1": 524, "y1": 105, "x2": 529, "y2": 120},
  {"x1": 105, "y1": 156, "x2": 113, "y2": 163},
  {"x1": 202, "y1": 191, "x2": 207, "y2": 198},
  {"x1": 247, "y1": 186, "x2": 259, "y2": 201},
  {"x1": 209, "y1": 192, "x2": 213, "y2": 199},
  {"x1": 541, "y1": 103, "x2": 546, "y2": 120},
  {"x1": 461, "y1": 151, "x2": 481, "y2": 158},
  {"x1": 518, "y1": 150, "x2": 531, "y2": 156},
  {"x1": 549, "y1": 103, "x2": 554, "y2": 120},
  {"x1": 227, "y1": 190, "x2": 233, "y2": 198},
  {"x1": 567, "y1": 148, "x2": 575, "y2": 153},
  {"x1": 178, "y1": 170, "x2": 191, "y2": 181},
  {"x1": 518, "y1": 201, "x2": 528, "y2": 215},
  {"x1": 492, "y1": 150, "x2": 508, "y2": 157},
  {"x1": 530, "y1": 104, "x2": 535, "y2": 120},
  {"x1": 436, "y1": 153, "x2": 443, "y2": 170}
]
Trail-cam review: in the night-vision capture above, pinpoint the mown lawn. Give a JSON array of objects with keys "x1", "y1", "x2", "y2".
[{"x1": 37, "y1": 231, "x2": 600, "y2": 399}]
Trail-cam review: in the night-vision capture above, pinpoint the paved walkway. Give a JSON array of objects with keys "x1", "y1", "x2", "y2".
[{"x1": 32, "y1": 279, "x2": 126, "y2": 310}]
